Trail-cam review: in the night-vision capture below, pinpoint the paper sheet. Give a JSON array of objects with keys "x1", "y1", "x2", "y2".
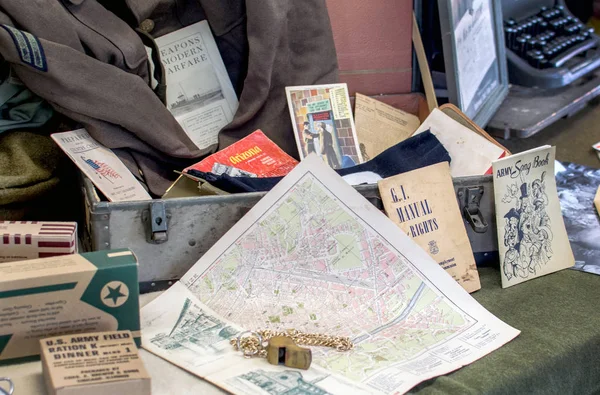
[
  {"x1": 414, "y1": 108, "x2": 505, "y2": 177},
  {"x1": 453, "y1": 0, "x2": 497, "y2": 113},
  {"x1": 354, "y1": 93, "x2": 421, "y2": 161},
  {"x1": 142, "y1": 154, "x2": 519, "y2": 394}
]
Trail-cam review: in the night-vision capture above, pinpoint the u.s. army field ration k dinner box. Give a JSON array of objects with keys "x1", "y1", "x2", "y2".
[
  {"x1": 0, "y1": 249, "x2": 140, "y2": 361},
  {"x1": 40, "y1": 330, "x2": 150, "y2": 395}
]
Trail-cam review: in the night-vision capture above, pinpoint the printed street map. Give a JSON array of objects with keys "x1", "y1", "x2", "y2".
[{"x1": 142, "y1": 154, "x2": 519, "y2": 394}]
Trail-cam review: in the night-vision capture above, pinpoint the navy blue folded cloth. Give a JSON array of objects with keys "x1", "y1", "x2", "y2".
[{"x1": 187, "y1": 130, "x2": 450, "y2": 193}]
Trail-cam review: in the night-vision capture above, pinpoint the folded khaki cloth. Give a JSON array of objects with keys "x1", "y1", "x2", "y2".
[{"x1": 0, "y1": 130, "x2": 61, "y2": 208}]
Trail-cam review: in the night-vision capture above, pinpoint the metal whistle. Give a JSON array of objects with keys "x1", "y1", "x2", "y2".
[{"x1": 266, "y1": 336, "x2": 312, "y2": 370}]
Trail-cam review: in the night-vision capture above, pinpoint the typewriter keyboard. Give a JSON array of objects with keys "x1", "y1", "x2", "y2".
[{"x1": 504, "y1": 5, "x2": 597, "y2": 69}]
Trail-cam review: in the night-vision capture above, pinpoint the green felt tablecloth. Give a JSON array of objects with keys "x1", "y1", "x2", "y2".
[
  {"x1": 411, "y1": 267, "x2": 600, "y2": 395},
  {"x1": 2, "y1": 267, "x2": 598, "y2": 394}
]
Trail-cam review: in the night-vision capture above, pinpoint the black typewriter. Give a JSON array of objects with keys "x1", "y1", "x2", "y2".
[{"x1": 503, "y1": 1, "x2": 600, "y2": 88}]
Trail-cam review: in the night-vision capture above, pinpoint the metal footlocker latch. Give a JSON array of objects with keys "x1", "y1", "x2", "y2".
[
  {"x1": 144, "y1": 201, "x2": 168, "y2": 244},
  {"x1": 458, "y1": 186, "x2": 488, "y2": 233}
]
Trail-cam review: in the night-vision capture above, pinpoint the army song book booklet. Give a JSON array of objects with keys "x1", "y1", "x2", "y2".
[
  {"x1": 141, "y1": 154, "x2": 519, "y2": 394},
  {"x1": 378, "y1": 162, "x2": 481, "y2": 293},
  {"x1": 155, "y1": 21, "x2": 239, "y2": 151},
  {"x1": 493, "y1": 146, "x2": 574, "y2": 288}
]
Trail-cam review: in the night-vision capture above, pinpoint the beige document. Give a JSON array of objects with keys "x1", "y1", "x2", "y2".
[
  {"x1": 354, "y1": 93, "x2": 420, "y2": 160},
  {"x1": 378, "y1": 162, "x2": 481, "y2": 293}
]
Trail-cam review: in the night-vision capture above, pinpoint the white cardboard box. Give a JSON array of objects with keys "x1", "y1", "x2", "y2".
[
  {"x1": 0, "y1": 221, "x2": 77, "y2": 263},
  {"x1": 40, "y1": 331, "x2": 150, "y2": 395}
]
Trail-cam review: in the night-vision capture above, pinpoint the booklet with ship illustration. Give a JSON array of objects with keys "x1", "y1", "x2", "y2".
[
  {"x1": 378, "y1": 162, "x2": 481, "y2": 293},
  {"x1": 286, "y1": 83, "x2": 363, "y2": 169},
  {"x1": 184, "y1": 130, "x2": 298, "y2": 178},
  {"x1": 155, "y1": 21, "x2": 239, "y2": 151},
  {"x1": 493, "y1": 146, "x2": 574, "y2": 288}
]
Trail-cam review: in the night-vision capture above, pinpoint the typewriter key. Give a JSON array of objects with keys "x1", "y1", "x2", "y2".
[
  {"x1": 505, "y1": 27, "x2": 517, "y2": 48},
  {"x1": 535, "y1": 39, "x2": 547, "y2": 49},
  {"x1": 532, "y1": 52, "x2": 545, "y2": 68},
  {"x1": 516, "y1": 36, "x2": 528, "y2": 54},
  {"x1": 522, "y1": 34, "x2": 532, "y2": 51},
  {"x1": 528, "y1": 38, "x2": 539, "y2": 50}
]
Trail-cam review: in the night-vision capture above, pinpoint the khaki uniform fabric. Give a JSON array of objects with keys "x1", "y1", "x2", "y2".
[
  {"x1": 0, "y1": 130, "x2": 81, "y2": 222},
  {"x1": 0, "y1": 0, "x2": 339, "y2": 196},
  {"x1": 113, "y1": 0, "x2": 339, "y2": 157}
]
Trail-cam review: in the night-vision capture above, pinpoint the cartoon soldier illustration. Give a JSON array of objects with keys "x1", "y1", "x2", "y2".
[
  {"x1": 501, "y1": 171, "x2": 555, "y2": 281},
  {"x1": 517, "y1": 183, "x2": 536, "y2": 274},
  {"x1": 531, "y1": 172, "x2": 549, "y2": 209},
  {"x1": 530, "y1": 172, "x2": 553, "y2": 268},
  {"x1": 503, "y1": 208, "x2": 524, "y2": 280}
]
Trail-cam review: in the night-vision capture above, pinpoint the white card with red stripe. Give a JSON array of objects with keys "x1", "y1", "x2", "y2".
[
  {"x1": 52, "y1": 129, "x2": 152, "y2": 202},
  {"x1": 593, "y1": 142, "x2": 600, "y2": 152},
  {"x1": 0, "y1": 221, "x2": 77, "y2": 263}
]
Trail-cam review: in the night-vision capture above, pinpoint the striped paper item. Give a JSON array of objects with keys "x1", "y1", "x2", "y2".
[{"x1": 0, "y1": 221, "x2": 77, "y2": 263}]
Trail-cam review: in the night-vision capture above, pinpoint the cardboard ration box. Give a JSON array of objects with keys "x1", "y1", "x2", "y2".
[
  {"x1": 41, "y1": 330, "x2": 151, "y2": 395},
  {"x1": 0, "y1": 221, "x2": 78, "y2": 263},
  {"x1": 0, "y1": 249, "x2": 140, "y2": 362}
]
